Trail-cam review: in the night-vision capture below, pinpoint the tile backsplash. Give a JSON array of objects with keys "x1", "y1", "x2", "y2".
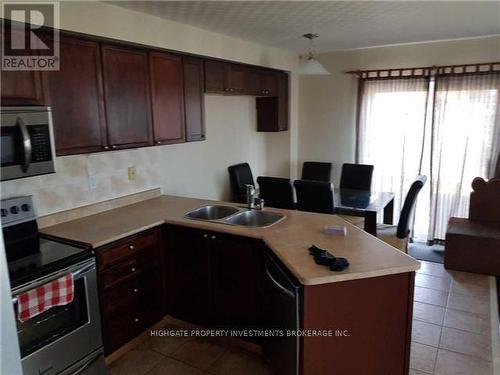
[{"x1": 1, "y1": 147, "x2": 163, "y2": 216}]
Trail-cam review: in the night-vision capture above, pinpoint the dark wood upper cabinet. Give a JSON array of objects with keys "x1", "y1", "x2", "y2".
[
  {"x1": 183, "y1": 57, "x2": 206, "y2": 142},
  {"x1": 101, "y1": 45, "x2": 153, "y2": 149},
  {"x1": 249, "y1": 69, "x2": 278, "y2": 96},
  {"x1": 227, "y1": 64, "x2": 249, "y2": 94},
  {"x1": 45, "y1": 37, "x2": 107, "y2": 155},
  {"x1": 256, "y1": 72, "x2": 289, "y2": 132},
  {"x1": 149, "y1": 52, "x2": 185, "y2": 145},
  {"x1": 1, "y1": 29, "x2": 45, "y2": 105},
  {"x1": 204, "y1": 60, "x2": 228, "y2": 93}
]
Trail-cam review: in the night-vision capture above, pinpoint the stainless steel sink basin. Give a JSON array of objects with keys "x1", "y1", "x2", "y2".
[
  {"x1": 185, "y1": 205, "x2": 240, "y2": 221},
  {"x1": 224, "y1": 210, "x2": 285, "y2": 228}
]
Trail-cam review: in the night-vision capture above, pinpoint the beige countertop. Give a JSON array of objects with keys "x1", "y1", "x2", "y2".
[{"x1": 40, "y1": 195, "x2": 420, "y2": 285}]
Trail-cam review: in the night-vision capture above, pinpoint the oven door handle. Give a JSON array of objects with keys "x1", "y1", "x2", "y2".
[
  {"x1": 17, "y1": 117, "x2": 32, "y2": 172},
  {"x1": 72, "y1": 350, "x2": 104, "y2": 375},
  {"x1": 12, "y1": 260, "x2": 95, "y2": 304}
]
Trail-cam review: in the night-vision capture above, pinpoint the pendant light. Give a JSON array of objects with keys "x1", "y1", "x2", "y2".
[{"x1": 298, "y1": 33, "x2": 330, "y2": 75}]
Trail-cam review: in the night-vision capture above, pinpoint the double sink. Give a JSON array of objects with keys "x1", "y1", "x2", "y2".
[{"x1": 185, "y1": 205, "x2": 285, "y2": 228}]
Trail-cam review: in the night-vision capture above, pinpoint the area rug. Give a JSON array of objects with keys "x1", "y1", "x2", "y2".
[{"x1": 408, "y1": 242, "x2": 445, "y2": 264}]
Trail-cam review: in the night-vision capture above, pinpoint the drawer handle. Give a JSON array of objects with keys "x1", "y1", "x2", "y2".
[
  {"x1": 211, "y1": 235, "x2": 216, "y2": 240},
  {"x1": 203, "y1": 234, "x2": 208, "y2": 238},
  {"x1": 134, "y1": 318, "x2": 139, "y2": 323},
  {"x1": 129, "y1": 245, "x2": 135, "y2": 250},
  {"x1": 133, "y1": 288, "x2": 138, "y2": 293},
  {"x1": 131, "y1": 267, "x2": 136, "y2": 272}
]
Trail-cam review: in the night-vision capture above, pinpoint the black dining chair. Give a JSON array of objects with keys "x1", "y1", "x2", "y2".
[
  {"x1": 293, "y1": 180, "x2": 335, "y2": 214},
  {"x1": 301, "y1": 161, "x2": 333, "y2": 182},
  {"x1": 354, "y1": 175, "x2": 427, "y2": 253},
  {"x1": 256, "y1": 176, "x2": 295, "y2": 210},
  {"x1": 340, "y1": 163, "x2": 374, "y2": 191},
  {"x1": 228, "y1": 163, "x2": 255, "y2": 203}
]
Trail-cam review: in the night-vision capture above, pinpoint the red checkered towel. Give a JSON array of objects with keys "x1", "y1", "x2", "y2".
[{"x1": 17, "y1": 274, "x2": 74, "y2": 322}]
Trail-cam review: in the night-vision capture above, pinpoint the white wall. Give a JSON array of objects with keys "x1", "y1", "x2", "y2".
[
  {"x1": 298, "y1": 36, "x2": 500, "y2": 184},
  {"x1": 1, "y1": 1, "x2": 298, "y2": 216}
]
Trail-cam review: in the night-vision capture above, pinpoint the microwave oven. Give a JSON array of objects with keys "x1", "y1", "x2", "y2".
[{"x1": 1, "y1": 106, "x2": 56, "y2": 181}]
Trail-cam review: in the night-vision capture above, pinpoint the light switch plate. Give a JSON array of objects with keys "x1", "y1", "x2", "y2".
[{"x1": 128, "y1": 166, "x2": 136, "y2": 181}]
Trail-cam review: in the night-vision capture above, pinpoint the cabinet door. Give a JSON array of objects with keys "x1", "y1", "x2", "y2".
[
  {"x1": 211, "y1": 234, "x2": 262, "y2": 328},
  {"x1": 150, "y1": 52, "x2": 185, "y2": 145},
  {"x1": 166, "y1": 226, "x2": 210, "y2": 324},
  {"x1": 45, "y1": 37, "x2": 107, "y2": 155},
  {"x1": 1, "y1": 29, "x2": 45, "y2": 105},
  {"x1": 183, "y1": 57, "x2": 205, "y2": 141},
  {"x1": 277, "y1": 72, "x2": 289, "y2": 131},
  {"x1": 256, "y1": 72, "x2": 289, "y2": 132},
  {"x1": 227, "y1": 64, "x2": 249, "y2": 94},
  {"x1": 204, "y1": 60, "x2": 228, "y2": 93},
  {"x1": 102, "y1": 45, "x2": 153, "y2": 148}
]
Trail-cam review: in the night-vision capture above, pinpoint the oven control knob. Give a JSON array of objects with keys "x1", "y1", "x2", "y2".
[
  {"x1": 21, "y1": 204, "x2": 30, "y2": 212},
  {"x1": 10, "y1": 206, "x2": 19, "y2": 214},
  {"x1": 1, "y1": 209, "x2": 7, "y2": 217}
]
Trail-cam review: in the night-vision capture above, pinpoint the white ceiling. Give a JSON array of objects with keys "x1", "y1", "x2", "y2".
[{"x1": 110, "y1": 1, "x2": 500, "y2": 53}]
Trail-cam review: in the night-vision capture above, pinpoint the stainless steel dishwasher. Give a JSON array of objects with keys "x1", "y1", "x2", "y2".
[{"x1": 263, "y1": 251, "x2": 301, "y2": 375}]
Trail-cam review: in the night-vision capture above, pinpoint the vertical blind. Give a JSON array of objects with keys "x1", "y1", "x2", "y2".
[{"x1": 357, "y1": 71, "x2": 500, "y2": 242}]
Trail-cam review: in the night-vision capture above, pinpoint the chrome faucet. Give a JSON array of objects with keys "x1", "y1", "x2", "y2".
[{"x1": 245, "y1": 184, "x2": 265, "y2": 210}]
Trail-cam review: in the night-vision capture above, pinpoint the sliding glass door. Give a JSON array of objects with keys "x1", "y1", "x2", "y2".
[{"x1": 358, "y1": 72, "x2": 500, "y2": 242}]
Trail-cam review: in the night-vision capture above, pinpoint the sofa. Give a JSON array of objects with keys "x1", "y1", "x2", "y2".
[{"x1": 444, "y1": 177, "x2": 500, "y2": 276}]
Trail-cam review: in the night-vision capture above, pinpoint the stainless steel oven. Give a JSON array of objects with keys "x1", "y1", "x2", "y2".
[
  {"x1": 12, "y1": 259, "x2": 105, "y2": 375},
  {"x1": 1, "y1": 106, "x2": 55, "y2": 181}
]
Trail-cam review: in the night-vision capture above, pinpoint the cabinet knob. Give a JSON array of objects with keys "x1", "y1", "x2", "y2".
[
  {"x1": 261, "y1": 90, "x2": 266, "y2": 94},
  {"x1": 211, "y1": 235, "x2": 216, "y2": 240},
  {"x1": 223, "y1": 88, "x2": 229, "y2": 92},
  {"x1": 129, "y1": 245, "x2": 134, "y2": 250},
  {"x1": 103, "y1": 146, "x2": 109, "y2": 150},
  {"x1": 229, "y1": 88, "x2": 234, "y2": 92},
  {"x1": 133, "y1": 288, "x2": 138, "y2": 293},
  {"x1": 134, "y1": 318, "x2": 139, "y2": 323},
  {"x1": 111, "y1": 145, "x2": 117, "y2": 149},
  {"x1": 156, "y1": 141, "x2": 162, "y2": 144},
  {"x1": 203, "y1": 234, "x2": 208, "y2": 238},
  {"x1": 131, "y1": 267, "x2": 136, "y2": 272}
]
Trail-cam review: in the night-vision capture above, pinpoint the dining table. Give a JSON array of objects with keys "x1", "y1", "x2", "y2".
[{"x1": 334, "y1": 188, "x2": 395, "y2": 236}]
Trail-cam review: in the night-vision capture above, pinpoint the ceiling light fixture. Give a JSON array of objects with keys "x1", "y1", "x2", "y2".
[{"x1": 298, "y1": 33, "x2": 329, "y2": 75}]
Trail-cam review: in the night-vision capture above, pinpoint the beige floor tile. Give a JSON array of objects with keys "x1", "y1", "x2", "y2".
[
  {"x1": 413, "y1": 301, "x2": 446, "y2": 325},
  {"x1": 447, "y1": 293, "x2": 490, "y2": 316},
  {"x1": 170, "y1": 338, "x2": 227, "y2": 371},
  {"x1": 414, "y1": 286, "x2": 448, "y2": 307},
  {"x1": 439, "y1": 327, "x2": 491, "y2": 361},
  {"x1": 450, "y1": 279, "x2": 490, "y2": 299},
  {"x1": 145, "y1": 324, "x2": 194, "y2": 356},
  {"x1": 412, "y1": 320, "x2": 442, "y2": 347},
  {"x1": 109, "y1": 347, "x2": 164, "y2": 375},
  {"x1": 415, "y1": 273, "x2": 451, "y2": 292},
  {"x1": 434, "y1": 349, "x2": 492, "y2": 375},
  {"x1": 418, "y1": 261, "x2": 451, "y2": 279},
  {"x1": 409, "y1": 342, "x2": 437, "y2": 374},
  {"x1": 146, "y1": 357, "x2": 204, "y2": 375},
  {"x1": 449, "y1": 270, "x2": 490, "y2": 288},
  {"x1": 207, "y1": 349, "x2": 271, "y2": 375},
  {"x1": 443, "y1": 308, "x2": 490, "y2": 335},
  {"x1": 409, "y1": 370, "x2": 433, "y2": 375}
]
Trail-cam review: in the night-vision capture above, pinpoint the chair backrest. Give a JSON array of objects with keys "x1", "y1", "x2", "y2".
[
  {"x1": 293, "y1": 180, "x2": 335, "y2": 214},
  {"x1": 257, "y1": 176, "x2": 295, "y2": 210},
  {"x1": 301, "y1": 161, "x2": 333, "y2": 182},
  {"x1": 228, "y1": 163, "x2": 254, "y2": 203},
  {"x1": 397, "y1": 175, "x2": 427, "y2": 238},
  {"x1": 469, "y1": 177, "x2": 500, "y2": 222},
  {"x1": 340, "y1": 163, "x2": 374, "y2": 191}
]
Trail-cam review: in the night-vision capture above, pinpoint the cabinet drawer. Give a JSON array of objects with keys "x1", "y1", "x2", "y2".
[
  {"x1": 100, "y1": 256, "x2": 157, "y2": 290},
  {"x1": 103, "y1": 301, "x2": 163, "y2": 354},
  {"x1": 102, "y1": 270, "x2": 161, "y2": 316},
  {"x1": 97, "y1": 229, "x2": 159, "y2": 269}
]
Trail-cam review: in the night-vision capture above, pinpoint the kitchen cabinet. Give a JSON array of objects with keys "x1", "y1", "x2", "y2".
[
  {"x1": 149, "y1": 52, "x2": 185, "y2": 145},
  {"x1": 101, "y1": 45, "x2": 153, "y2": 149},
  {"x1": 0, "y1": 29, "x2": 46, "y2": 105},
  {"x1": 204, "y1": 60, "x2": 251, "y2": 94},
  {"x1": 96, "y1": 227, "x2": 164, "y2": 355},
  {"x1": 45, "y1": 37, "x2": 107, "y2": 155},
  {"x1": 165, "y1": 225, "x2": 262, "y2": 329},
  {"x1": 249, "y1": 69, "x2": 278, "y2": 96},
  {"x1": 183, "y1": 57, "x2": 206, "y2": 141},
  {"x1": 256, "y1": 72, "x2": 289, "y2": 132}
]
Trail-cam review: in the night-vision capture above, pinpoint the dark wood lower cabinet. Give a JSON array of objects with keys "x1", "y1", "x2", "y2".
[
  {"x1": 165, "y1": 225, "x2": 262, "y2": 329},
  {"x1": 96, "y1": 227, "x2": 164, "y2": 355}
]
